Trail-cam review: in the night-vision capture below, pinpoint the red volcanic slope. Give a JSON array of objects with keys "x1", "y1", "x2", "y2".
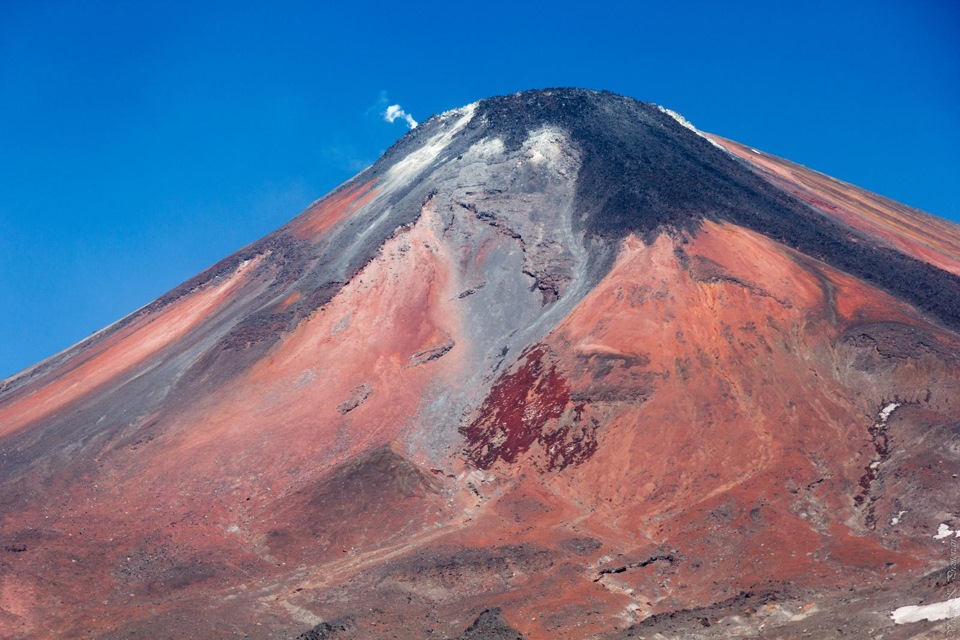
[{"x1": 2, "y1": 90, "x2": 960, "y2": 639}]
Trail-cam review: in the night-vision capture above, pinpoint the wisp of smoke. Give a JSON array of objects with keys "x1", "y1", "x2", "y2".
[{"x1": 384, "y1": 104, "x2": 418, "y2": 129}]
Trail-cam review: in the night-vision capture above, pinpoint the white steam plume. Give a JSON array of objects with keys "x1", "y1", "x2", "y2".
[{"x1": 384, "y1": 104, "x2": 418, "y2": 129}]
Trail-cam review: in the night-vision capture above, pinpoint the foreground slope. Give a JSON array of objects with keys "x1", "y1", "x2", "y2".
[{"x1": 2, "y1": 89, "x2": 959, "y2": 639}]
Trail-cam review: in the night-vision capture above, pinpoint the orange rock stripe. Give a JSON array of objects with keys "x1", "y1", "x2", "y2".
[{"x1": 0, "y1": 257, "x2": 261, "y2": 437}]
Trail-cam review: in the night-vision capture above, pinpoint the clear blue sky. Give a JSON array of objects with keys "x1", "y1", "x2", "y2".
[{"x1": 1, "y1": 0, "x2": 958, "y2": 378}]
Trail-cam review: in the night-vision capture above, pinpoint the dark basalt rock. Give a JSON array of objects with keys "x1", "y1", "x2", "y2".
[
  {"x1": 296, "y1": 617, "x2": 353, "y2": 640},
  {"x1": 615, "y1": 590, "x2": 783, "y2": 637},
  {"x1": 445, "y1": 608, "x2": 525, "y2": 640},
  {"x1": 841, "y1": 321, "x2": 956, "y2": 361}
]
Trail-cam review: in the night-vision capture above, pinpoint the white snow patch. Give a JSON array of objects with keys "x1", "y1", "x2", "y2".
[
  {"x1": 655, "y1": 105, "x2": 725, "y2": 150},
  {"x1": 878, "y1": 402, "x2": 900, "y2": 423},
  {"x1": 657, "y1": 106, "x2": 698, "y2": 132},
  {"x1": 385, "y1": 103, "x2": 476, "y2": 187},
  {"x1": 860, "y1": 403, "x2": 901, "y2": 478},
  {"x1": 523, "y1": 128, "x2": 570, "y2": 167},
  {"x1": 468, "y1": 136, "x2": 505, "y2": 159},
  {"x1": 933, "y1": 523, "x2": 960, "y2": 539},
  {"x1": 891, "y1": 596, "x2": 960, "y2": 624},
  {"x1": 890, "y1": 510, "x2": 907, "y2": 525}
]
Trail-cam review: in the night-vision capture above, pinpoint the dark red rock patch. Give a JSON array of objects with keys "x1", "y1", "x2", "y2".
[{"x1": 461, "y1": 346, "x2": 577, "y2": 470}]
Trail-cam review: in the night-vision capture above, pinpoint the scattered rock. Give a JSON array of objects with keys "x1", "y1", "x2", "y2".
[
  {"x1": 445, "y1": 608, "x2": 525, "y2": 640},
  {"x1": 338, "y1": 384, "x2": 372, "y2": 414},
  {"x1": 408, "y1": 342, "x2": 455, "y2": 367},
  {"x1": 297, "y1": 617, "x2": 353, "y2": 640}
]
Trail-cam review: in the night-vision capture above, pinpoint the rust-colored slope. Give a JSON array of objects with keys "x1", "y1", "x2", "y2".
[
  {"x1": 709, "y1": 134, "x2": 960, "y2": 276},
  {"x1": 253, "y1": 223, "x2": 960, "y2": 639},
  {"x1": 0, "y1": 257, "x2": 262, "y2": 438},
  {"x1": 410, "y1": 223, "x2": 960, "y2": 638},
  {"x1": 288, "y1": 178, "x2": 378, "y2": 240}
]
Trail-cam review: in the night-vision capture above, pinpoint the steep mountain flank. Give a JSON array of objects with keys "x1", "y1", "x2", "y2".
[{"x1": 2, "y1": 89, "x2": 959, "y2": 639}]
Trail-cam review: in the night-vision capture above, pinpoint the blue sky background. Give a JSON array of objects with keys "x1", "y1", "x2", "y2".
[{"x1": 1, "y1": 0, "x2": 958, "y2": 378}]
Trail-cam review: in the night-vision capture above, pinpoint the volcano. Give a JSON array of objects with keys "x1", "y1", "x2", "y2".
[{"x1": 3, "y1": 89, "x2": 960, "y2": 639}]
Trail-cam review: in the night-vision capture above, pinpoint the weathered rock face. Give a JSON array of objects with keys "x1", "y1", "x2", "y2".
[{"x1": 2, "y1": 89, "x2": 960, "y2": 639}]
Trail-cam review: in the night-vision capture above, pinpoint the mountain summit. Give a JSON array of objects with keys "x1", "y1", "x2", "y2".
[{"x1": 3, "y1": 89, "x2": 960, "y2": 639}]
